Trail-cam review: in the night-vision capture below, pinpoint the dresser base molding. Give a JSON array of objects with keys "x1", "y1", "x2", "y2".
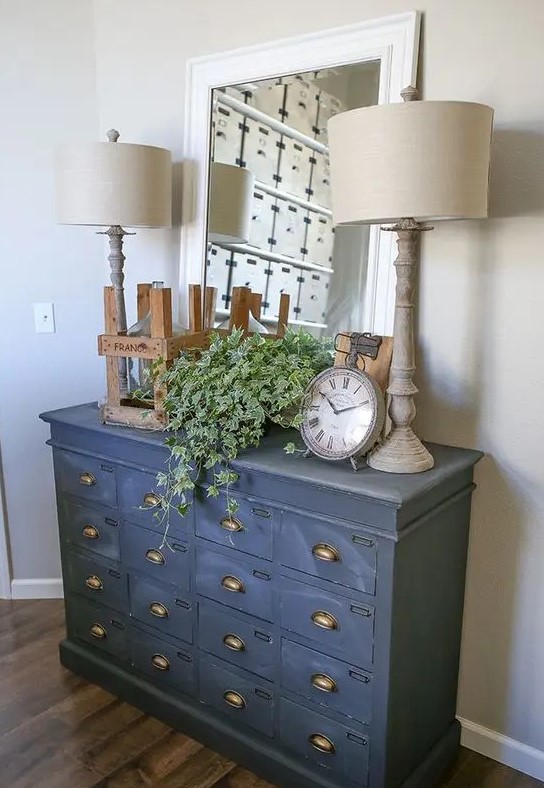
[
  {"x1": 60, "y1": 638, "x2": 460, "y2": 788},
  {"x1": 400, "y1": 720, "x2": 460, "y2": 787}
]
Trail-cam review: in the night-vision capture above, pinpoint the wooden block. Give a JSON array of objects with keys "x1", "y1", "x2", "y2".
[
  {"x1": 188, "y1": 284, "x2": 203, "y2": 333},
  {"x1": 276, "y1": 293, "x2": 290, "y2": 337},
  {"x1": 204, "y1": 286, "x2": 218, "y2": 329},
  {"x1": 99, "y1": 333, "x2": 211, "y2": 360},
  {"x1": 167, "y1": 332, "x2": 210, "y2": 354},
  {"x1": 105, "y1": 357, "x2": 121, "y2": 407},
  {"x1": 229, "y1": 287, "x2": 251, "y2": 331},
  {"x1": 98, "y1": 335, "x2": 165, "y2": 359},
  {"x1": 334, "y1": 333, "x2": 394, "y2": 394},
  {"x1": 150, "y1": 287, "x2": 173, "y2": 339},
  {"x1": 104, "y1": 287, "x2": 118, "y2": 334},
  {"x1": 250, "y1": 292, "x2": 262, "y2": 320},
  {"x1": 153, "y1": 359, "x2": 172, "y2": 418},
  {"x1": 137, "y1": 283, "x2": 152, "y2": 321},
  {"x1": 100, "y1": 404, "x2": 166, "y2": 430}
]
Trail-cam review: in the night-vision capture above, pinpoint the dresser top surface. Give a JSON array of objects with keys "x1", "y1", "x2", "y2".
[{"x1": 41, "y1": 402, "x2": 482, "y2": 511}]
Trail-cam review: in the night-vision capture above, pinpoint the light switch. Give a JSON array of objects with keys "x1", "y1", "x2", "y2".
[{"x1": 34, "y1": 302, "x2": 55, "y2": 334}]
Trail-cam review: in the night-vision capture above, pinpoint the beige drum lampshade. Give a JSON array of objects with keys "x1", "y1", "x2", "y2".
[
  {"x1": 328, "y1": 101, "x2": 494, "y2": 225},
  {"x1": 208, "y1": 162, "x2": 254, "y2": 245},
  {"x1": 56, "y1": 137, "x2": 172, "y2": 228}
]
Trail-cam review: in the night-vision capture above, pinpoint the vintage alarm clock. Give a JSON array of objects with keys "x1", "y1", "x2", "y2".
[{"x1": 300, "y1": 333, "x2": 385, "y2": 468}]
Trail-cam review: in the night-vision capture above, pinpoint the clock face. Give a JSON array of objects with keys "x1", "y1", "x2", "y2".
[{"x1": 300, "y1": 367, "x2": 384, "y2": 461}]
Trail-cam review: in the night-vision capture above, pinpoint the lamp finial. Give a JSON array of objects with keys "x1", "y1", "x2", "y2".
[{"x1": 107, "y1": 129, "x2": 120, "y2": 143}]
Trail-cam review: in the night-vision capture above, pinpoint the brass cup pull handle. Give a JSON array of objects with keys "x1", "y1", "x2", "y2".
[
  {"x1": 85, "y1": 574, "x2": 103, "y2": 591},
  {"x1": 149, "y1": 601, "x2": 169, "y2": 619},
  {"x1": 145, "y1": 548, "x2": 165, "y2": 566},
  {"x1": 90, "y1": 623, "x2": 106, "y2": 639},
  {"x1": 223, "y1": 634, "x2": 246, "y2": 652},
  {"x1": 311, "y1": 610, "x2": 338, "y2": 631},
  {"x1": 151, "y1": 654, "x2": 170, "y2": 671},
  {"x1": 79, "y1": 472, "x2": 96, "y2": 487},
  {"x1": 221, "y1": 575, "x2": 245, "y2": 594},
  {"x1": 311, "y1": 673, "x2": 337, "y2": 693},
  {"x1": 143, "y1": 492, "x2": 161, "y2": 508},
  {"x1": 312, "y1": 543, "x2": 340, "y2": 562},
  {"x1": 309, "y1": 733, "x2": 336, "y2": 755},
  {"x1": 220, "y1": 516, "x2": 243, "y2": 533},
  {"x1": 82, "y1": 524, "x2": 100, "y2": 540},
  {"x1": 224, "y1": 690, "x2": 246, "y2": 709}
]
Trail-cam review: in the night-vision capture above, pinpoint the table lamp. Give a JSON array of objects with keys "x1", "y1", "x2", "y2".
[
  {"x1": 55, "y1": 129, "x2": 172, "y2": 392},
  {"x1": 208, "y1": 162, "x2": 254, "y2": 245},
  {"x1": 328, "y1": 88, "x2": 493, "y2": 473}
]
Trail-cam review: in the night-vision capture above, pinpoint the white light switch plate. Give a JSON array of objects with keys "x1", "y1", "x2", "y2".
[{"x1": 34, "y1": 302, "x2": 56, "y2": 334}]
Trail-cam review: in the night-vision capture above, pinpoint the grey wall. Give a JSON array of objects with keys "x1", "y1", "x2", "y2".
[{"x1": 0, "y1": 0, "x2": 103, "y2": 585}]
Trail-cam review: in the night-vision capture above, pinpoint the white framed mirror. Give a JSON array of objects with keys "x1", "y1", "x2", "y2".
[{"x1": 179, "y1": 12, "x2": 421, "y2": 337}]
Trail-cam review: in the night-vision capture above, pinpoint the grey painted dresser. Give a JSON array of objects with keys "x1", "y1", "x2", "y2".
[{"x1": 41, "y1": 403, "x2": 482, "y2": 788}]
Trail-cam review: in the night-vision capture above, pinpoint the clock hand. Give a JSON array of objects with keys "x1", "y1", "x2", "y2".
[
  {"x1": 335, "y1": 400, "x2": 370, "y2": 414},
  {"x1": 318, "y1": 390, "x2": 339, "y2": 415}
]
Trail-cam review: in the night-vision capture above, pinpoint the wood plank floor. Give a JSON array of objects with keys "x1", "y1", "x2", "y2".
[{"x1": 0, "y1": 600, "x2": 541, "y2": 788}]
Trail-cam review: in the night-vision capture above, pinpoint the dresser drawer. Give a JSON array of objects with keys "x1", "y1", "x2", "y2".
[
  {"x1": 130, "y1": 627, "x2": 195, "y2": 695},
  {"x1": 198, "y1": 601, "x2": 275, "y2": 681},
  {"x1": 65, "y1": 597, "x2": 128, "y2": 662},
  {"x1": 117, "y1": 467, "x2": 187, "y2": 537},
  {"x1": 128, "y1": 574, "x2": 193, "y2": 644},
  {"x1": 59, "y1": 499, "x2": 120, "y2": 562},
  {"x1": 196, "y1": 548, "x2": 273, "y2": 622},
  {"x1": 281, "y1": 638, "x2": 372, "y2": 723},
  {"x1": 121, "y1": 522, "x2": 190, "y2": 589},
  {"x1": 280, "y1": 577, "x2": 375, "y2": 664},
  {"x1": 67, "y1": 552, "x2": 128, "y2": 612},
  {"x1": 199, "y1": 655, "x2": 274, "y2": 737},
  {"x1": 278, "y1": 512, "x2": 377, "y2": 595},
  {"x1": 195, "y1": 493, "x2": 275, "y2": 560},
  {"x1": 54, "y1": 449, "x2": 116, "y2": 507},
  {"x1": 279, "y1": 698, "x2": 369, "y2": 786}
]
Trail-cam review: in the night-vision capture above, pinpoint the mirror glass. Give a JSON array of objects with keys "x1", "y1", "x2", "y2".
[{"x1": 205, "y1": 60, "x2": 381, "y2": 339}]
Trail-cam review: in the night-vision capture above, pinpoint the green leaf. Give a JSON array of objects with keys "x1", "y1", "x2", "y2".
[
  {"x1": 153, "y1": 327, "x2": 333, "y2": 521},
  {"x1": 227, "y1": 498, "x2": 240, "y2": 515}
]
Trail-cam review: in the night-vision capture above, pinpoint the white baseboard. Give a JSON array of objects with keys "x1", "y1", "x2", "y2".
[
  {"x1": 459, "y1": 716, "x2": 544, "y2": 781},
  {"x1": 11, "y1": 578, "x2": 64, "y2": 600}
]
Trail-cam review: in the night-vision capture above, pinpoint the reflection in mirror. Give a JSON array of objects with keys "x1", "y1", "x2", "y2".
[{"x1": 205, "y1": 60, "x2": 380, "y2": 339}]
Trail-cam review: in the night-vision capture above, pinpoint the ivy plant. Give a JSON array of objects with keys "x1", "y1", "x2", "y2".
[{"x1": 149, "y1": 327, "x2": 333, "y2": 531}]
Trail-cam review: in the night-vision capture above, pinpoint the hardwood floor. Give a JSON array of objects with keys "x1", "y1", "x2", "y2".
[{"x1": 0, "y1": 600, "x2": 541, "y2": 788}]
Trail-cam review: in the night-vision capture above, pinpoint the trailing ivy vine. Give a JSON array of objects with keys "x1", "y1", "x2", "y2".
[{"x1": 149, "y1": 328, "x2": 333, "y2": 530}]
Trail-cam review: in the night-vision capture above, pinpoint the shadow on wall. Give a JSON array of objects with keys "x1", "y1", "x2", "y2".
[
  {"x1": 172, "y1": 160, "x2": 185, "y2": 228},
  {"x1": 413, "y1": 126, "x2": 544, "y2": 738},
  {"x1": 457, "y1": 452, "x2": 531, "y2": 733},
  {"x1": 488, "y1": 127, "x2": 544, "y2": 219},
  {"x1": 415, "y1": 126, "x2": 544, "y2": 446}
]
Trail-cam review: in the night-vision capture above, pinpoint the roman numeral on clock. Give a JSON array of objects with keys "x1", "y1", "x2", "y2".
[
  {"x1": 342, "y1": 377, "x2": 350, "y2": 390},
  {"x1": 316, "y1": 429, "x2": 325, "y2": 443},
  {"x1": 309, "y1": 417, "x2": 319, "y2": 428},
  {"x1": 329, "y1": 378, "x2": 337, "y2": 389},
  {"x1": 327, "y1": 436, "x2": 334, "y2": 450}
]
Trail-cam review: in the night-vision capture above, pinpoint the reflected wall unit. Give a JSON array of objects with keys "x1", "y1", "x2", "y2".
[
  {"x1": 208, "y1": 77, "x2": 344, "y2": 331},
  {"x1": 42, "y1": 402, "x2": 481, "y2": 788}
]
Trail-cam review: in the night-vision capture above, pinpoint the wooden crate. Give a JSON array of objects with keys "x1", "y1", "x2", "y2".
[{"x1": 98, "y1": 283, "x2": 290, "y2": 430}]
